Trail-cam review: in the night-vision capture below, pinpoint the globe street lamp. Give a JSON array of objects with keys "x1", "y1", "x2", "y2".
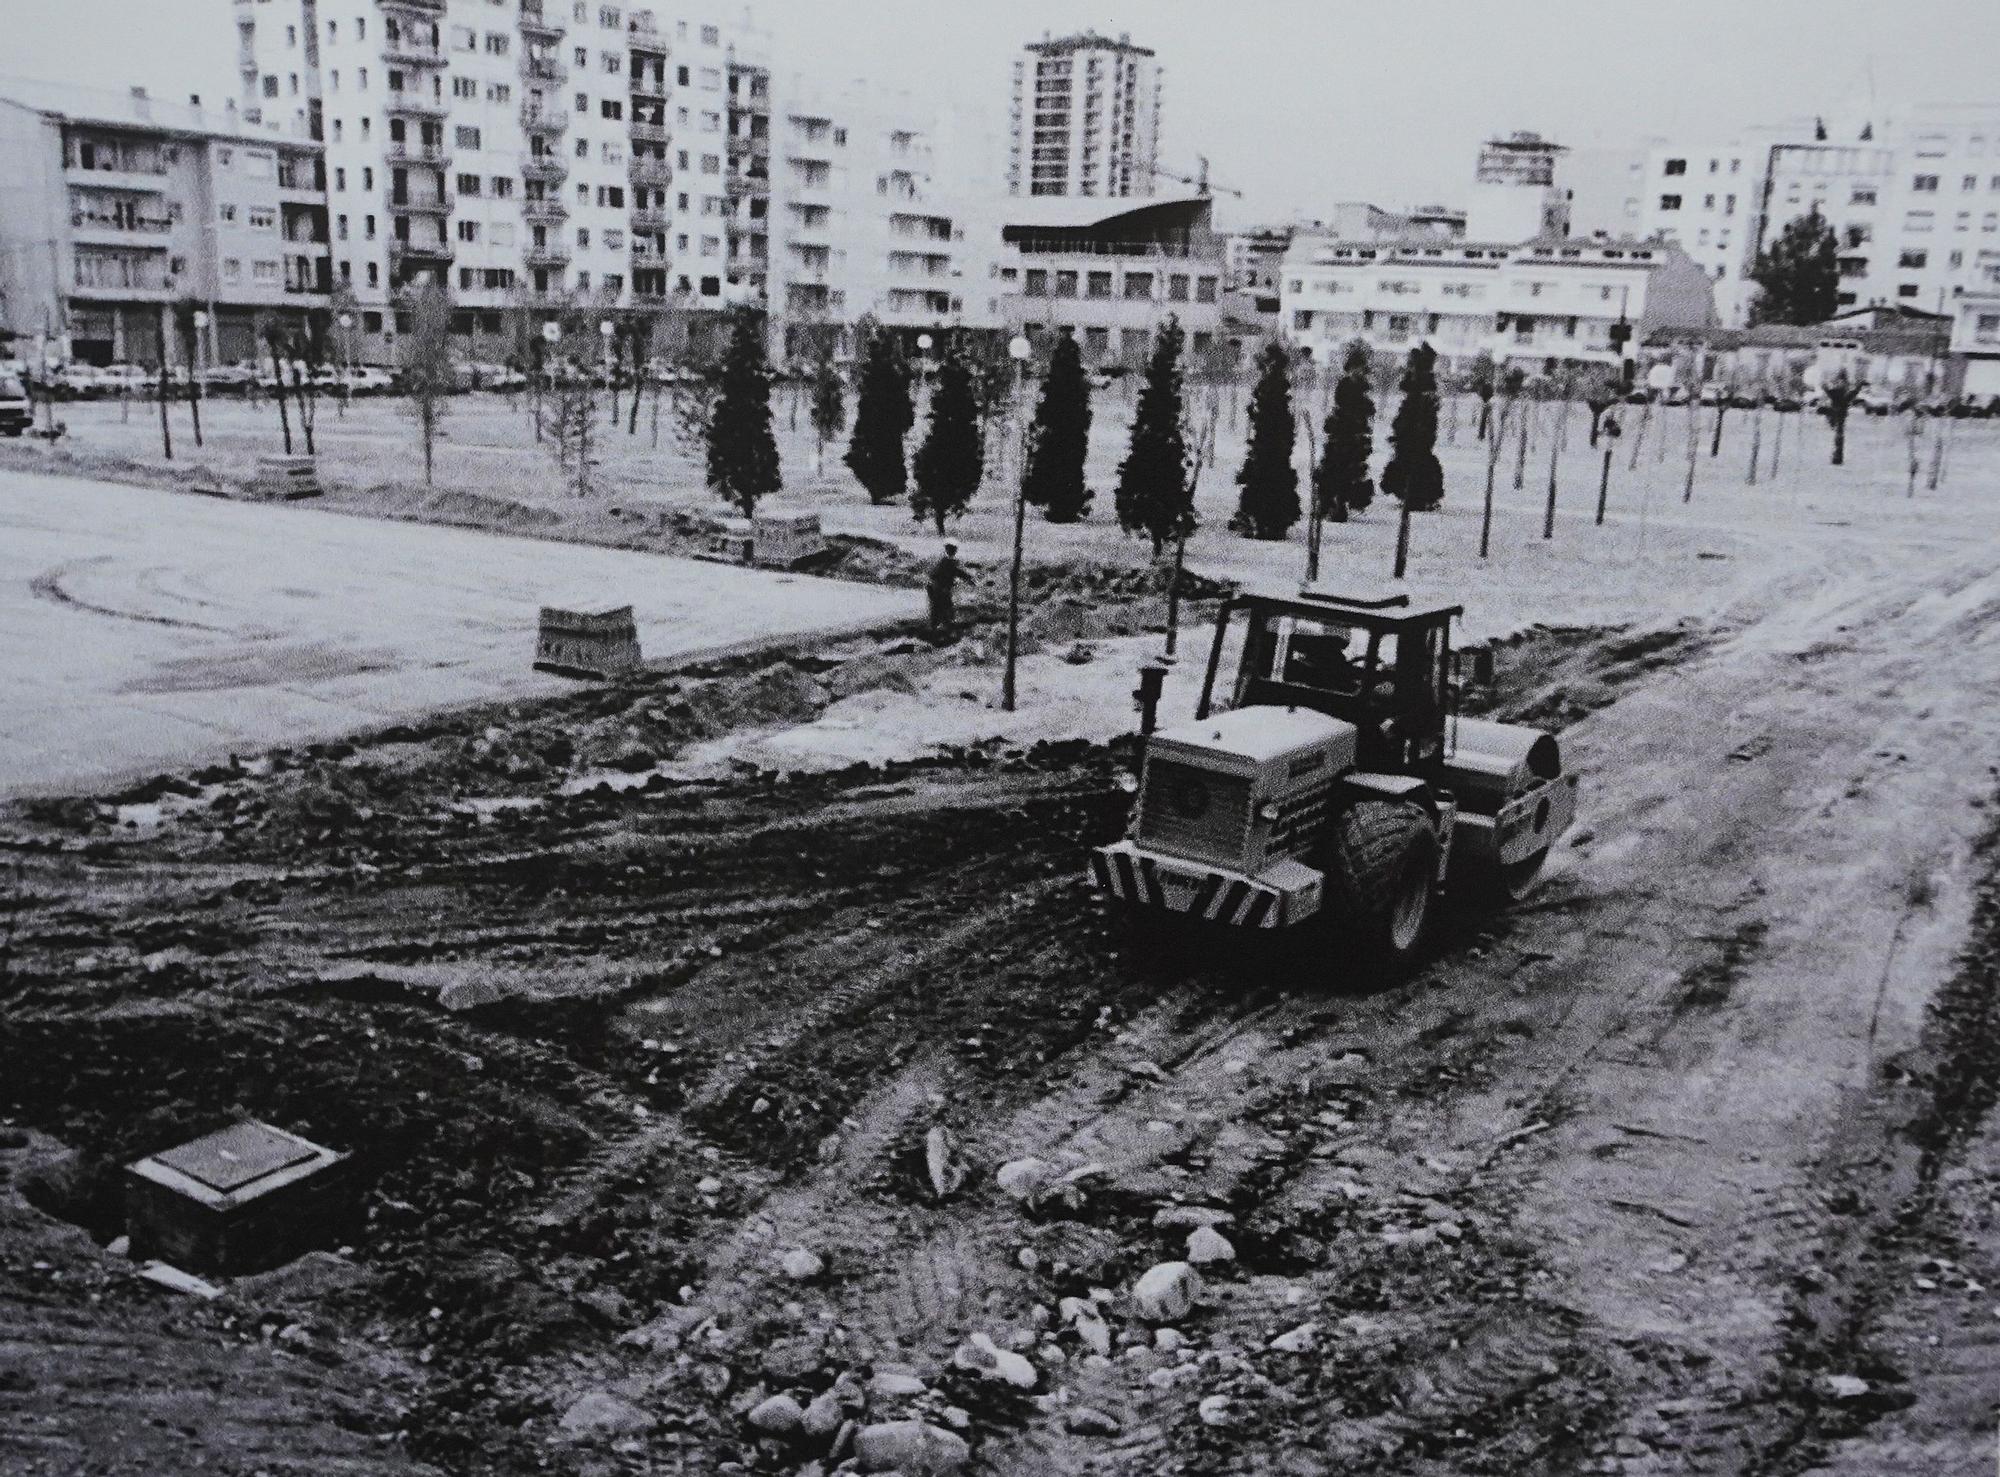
[
  {"x1": 1003, "y1": 332, "x2": 1033, "y2": 714},
  {"x1": 336, "y1": 310, "x2": 355, "y2": 413},
  {"x1": 187, "y1": 308, "x2": 210, "y2": 447},
  {"x1": 599, "y1": 317, "x2": 618, "y2": 423}
]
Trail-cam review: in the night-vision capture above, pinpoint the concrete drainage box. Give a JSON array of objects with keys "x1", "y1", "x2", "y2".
[
  {"x1": 536, "y1": 603, "x2": 642, "y2": 679},
  {"x1": 125, "y1": 1119, "x2": 351, "y2": 1276}
]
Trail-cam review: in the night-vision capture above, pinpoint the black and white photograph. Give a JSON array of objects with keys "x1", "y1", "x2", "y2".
[{"x1": 4, "y1": 0, "x2": 2000, "y2": 1471}]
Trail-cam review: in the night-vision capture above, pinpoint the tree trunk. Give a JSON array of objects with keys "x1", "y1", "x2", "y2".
[
  {"x1": 1831, "y1": 416, "x2": 1846, "y2": 466},
  {"x1": 423, "y1": 413, "x2": 435, "y2": 485},
  {"x1": 1709, "y1": 401, "x2": 1727, "y2": 457},
  {"x1": 1477, "y1": 397, "x2": 1492, "y2": 441},
  {"x1": 1746, "y1": 407, "x2": 1763, "y2": 486},
  {"x1": 272, "y1": 358, "x2": 292, "y2": 455},
  {"x1": 1771, "y1": 408, "x2": 1784, "y2": 476},
  {"x1": 1511, "y1": 398, "x2": 1530, "y2": 491},
  {"x1": 1628, "y1": 403, "x2": 1650, "y2": 470}
]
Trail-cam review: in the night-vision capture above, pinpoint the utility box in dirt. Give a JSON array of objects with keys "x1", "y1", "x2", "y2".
[
  {"x1": 125, "y1": 1120, "x2": 352, "y2": 1276},
  {"x1": 705, "y1": 517, "x2": 755, "y2": 564},
  {"x1": 751, "y1": 508, "x2": 829, "y2": 569},
  {"x1": 536, "y1": 603, "x2": 642, "y2": 679},
  {"x1": 252, "y1": 454, "x2": 321, "y2": 500}
]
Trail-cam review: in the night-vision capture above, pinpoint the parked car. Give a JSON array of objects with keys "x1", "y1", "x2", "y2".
[
  {"x1": 200, "y1": 361, "x2": 256, "y2": 392},
  {"x1": 342, "y1": 366, "x2": 396, "y2": 395},
  {"x1": 0, "y1": 372, "x2": 31, "y2": 435},
  {"x1": 255, "y1": 359, "x2": 311, "y2": 390},
  {"x1": 1697, "y1": 382, "x2": 1727, "y2": 407}
]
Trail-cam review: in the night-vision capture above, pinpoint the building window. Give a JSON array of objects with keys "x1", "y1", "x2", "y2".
[
  {"x1": 456, "y1": 220, "x2": 479, "y2": 242},
  {"x1": 1851, "y1": 185, "x2": 1877, "y2": 206},
  {"x1": 1123, "y1": 271, "x2": 1152, "y2": 299},
  {"x1": 1087, "y1": 270, "x2": 1112, "y2": 298},
  {"x1": 456, "y1": 126, "x2": 482, "y2": 149},
  {"x1": 1662, "y1": 158, "x2": 1686, "y2": 176},
  {"x1": 1898, "y1": 284, "x2": 1920, "y2": 298},
  {"x1": 1659, "y1": 194, "x2": 1682, "y2": 211},
  {"x1": 601, "y1": 99, "x2": 624, "y2": 120},
  {"x1": 1195, "y1": 276, "x2": 1217, "y2": 303},
  {"x1": 1906, "y1": 210, "x2": 1935, "y2": 232},
  {"x1": 485, "y1": 32, "x2": 510, "y2": 54},
  {"x1": 1055, "y1": 269, "x2": 1077, "y2": 298},
  {"x1": 701, "y1": 23, "x2": 719, "y2": 43},
  {"x1": 453, "y1": 76, "x2": 476, "y2": 98},
  {"x1": 248, "y1": 206, "x2": 277, "y2": 231},
  {"x1": 1912, "y1": 174, "x2": 1939, "y2": 192},
  {"x1": 1900, "y1": 249, "x2": 1928, "y2": 268},
  {"x1": 1024, "y1": 269, "x2": 1047, "y2": 297},
  {"x1": 218, "y1": 203, "x2": 238, "y2": 223},
  {"x1": 458, "y1": 173, "x2": 480, "y2": 195}
]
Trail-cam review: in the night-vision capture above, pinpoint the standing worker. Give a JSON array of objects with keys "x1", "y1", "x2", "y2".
[{"x1": 927, "y1": 542, "x2": 972, "y2": 639}]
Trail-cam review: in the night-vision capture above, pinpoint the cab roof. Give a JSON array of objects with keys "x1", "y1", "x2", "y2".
[{"x1": 1235, "y1": 584, "x2": 1463, "y2": 630}]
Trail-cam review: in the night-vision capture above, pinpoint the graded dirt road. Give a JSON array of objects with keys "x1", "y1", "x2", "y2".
[
  {"x1": 7, "y1": 508, "x2": 2000, "y2": 1474},
  {"x1": 0, "y1": 469, "x2": 919, "y2": 797}
]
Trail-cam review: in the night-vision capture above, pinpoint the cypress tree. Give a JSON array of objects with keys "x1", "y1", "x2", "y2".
[
  {"x1": 1313, "y1": 341, "x2": 1375, "y2": 521},
  {"x1": 1749, "y1": 208, "x2": 1841, "y2": 326},
  {"x1": 910, "y1": 343, "x2": 984, "y2": 535},
  {"x1": 808, "y1": 351, "x2": 845, "y2": 470},
  {"x1": 1022, "y1": 328, "x2": 1093, "y2": 522},
  {"x1": 705, "y1": 304, "x2": 781, "y2": 516},
  {"x1": 1232, "y1": 339, "x2": 1299, "y2": 539},
  {"x1": 845, "y1": 326, "x2": 914, "y2": 504},
  {"x1": 1114, "y1": 315, "x2": 1194, "y2": 555},
  {"x1": 1381, "y1": 343, "x2": 1444, "y2": 511}
]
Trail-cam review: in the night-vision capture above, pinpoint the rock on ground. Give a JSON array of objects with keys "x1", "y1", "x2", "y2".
[
  {"x1": 556, "y1": 1390, "x2": 657, "y2": 1442},
  {"x1": 853, "y1": 1418, "x2": 970, "y2": 1474},
  {"x1": 1131, "y1": 1261, "x2": 1204, "y2": 1323}
]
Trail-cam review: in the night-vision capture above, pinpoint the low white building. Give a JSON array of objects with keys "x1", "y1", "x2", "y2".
[
  {"x1": 1279, "y1": 232, "x2": 1716, "y2": 374},
  {"x1": 1949, "y1": 281, "x2": 2000, "y2": 398}
]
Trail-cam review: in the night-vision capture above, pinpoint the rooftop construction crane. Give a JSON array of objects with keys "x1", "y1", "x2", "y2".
[
  {"x1": 1148, "y1": 155, "x2": 1242, "y2": 199},
  {"x1": 1091, "y1": 586, "x2": 1579, "y2": 968}
]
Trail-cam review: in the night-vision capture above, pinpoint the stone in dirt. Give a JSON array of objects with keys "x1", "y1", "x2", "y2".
[
  {"x1": 926, "y1": 1125, "x2": 967, "y2": 1201},
  {"x1": 954, "y1": 1331, "x2": 1039, "y2": 1389},
  {"x1": 1269, "y1": 1321, "x2": 1318, "y2": 1354},
  {"x1": 996, "y1": 1156, "x2": 1053, "y2": 1204},
  {"x1": 867, "y1": 1370, "x2": 928, "y2": 1399},
  {"x1": 1059, "y1": 1297, "x2": 1112, "y2": 1357},
  {"x1": 854, "y1": 1418, "x2": 970, "y2": 1474},
  {"x1": 1132, "y1": 1262, "x2": 1203, "y2": 1323},
  {"x1": 1823, "y1": 1373, "x2": 1872, "y2": 1400},
  {"x1": 1185, "y1": 1226, "x2": 1236, "y2": 1265},
  {"x1": 780, "y1": 1247, "x2": 825, "y2": 1280},
  {"x1": 556, "y1": 1390, "x2": 658, "y2": 1441},
  {"x1": 1197, "y1": 1393, "x2": 1231, "y2": 1427},
  {"x1": 1067, "y1": 1406, "x2": 1121, "y2": 1436},
  {"x1": 1153, "y1": 1205, "x2": 1234, "y2": 1232},
  {"x1": 802, "y1": 1390, "x2": 845, "y2": 1438},
  {"x1": 747, "y1": 1392, "x2": 804, "y2": 1434}
]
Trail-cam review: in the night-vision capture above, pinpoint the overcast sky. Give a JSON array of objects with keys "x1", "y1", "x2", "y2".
[{"x1": 10, "y1": 0, "x2": 1999, "y2": 224}]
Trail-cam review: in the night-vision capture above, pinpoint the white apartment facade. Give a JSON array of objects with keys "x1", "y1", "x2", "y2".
[
  {"x1": 1637, "y1": 105, "x2": 2000, "y2": 327},
  {"x1": 1007, "y1": 32, "x2": 1161, "y2": 200},
  {"x1": 1279, "y1": 233, "x2": 1715, "y2": 374}
]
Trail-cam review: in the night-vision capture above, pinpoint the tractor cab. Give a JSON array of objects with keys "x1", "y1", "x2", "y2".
[{"x1": 1200, "y1": 587, "x2": 1463, "y2": 775}]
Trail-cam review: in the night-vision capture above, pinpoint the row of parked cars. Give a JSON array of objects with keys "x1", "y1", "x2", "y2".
[{"x1": 0, "y1": 358, "x2": 570, "y2": 402}]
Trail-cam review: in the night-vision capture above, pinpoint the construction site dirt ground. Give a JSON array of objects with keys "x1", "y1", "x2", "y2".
[{"x1": 6, "y1": 413, "x2": 2000, "y2": 1475}]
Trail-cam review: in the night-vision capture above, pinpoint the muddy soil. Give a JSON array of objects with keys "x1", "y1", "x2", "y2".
[{"x1": 6, "y1": 570, "x2": 2000, "y2": 1477}]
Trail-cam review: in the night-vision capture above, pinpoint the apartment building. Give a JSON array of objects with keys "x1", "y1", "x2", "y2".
[
  {"x1": 0, "y1": 79, "x2": 329, "y2": 366},
  {"x1": 1636, "y1": 105, "x2": 2000, "y2": 327},
  {"x1": 998, "y1": 196, "x2": 1228, "y2": 368},
  {"x1": 1007, "y1": 32, "x2": 1161, "y2": 200},
  {"x1": 236, "y1": 0, "x2": 771, "y2": 363}
]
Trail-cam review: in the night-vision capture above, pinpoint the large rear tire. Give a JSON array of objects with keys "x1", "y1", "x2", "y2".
[{"x1": 1331, "y1": 800, "x2": 1438, "y2": 969}]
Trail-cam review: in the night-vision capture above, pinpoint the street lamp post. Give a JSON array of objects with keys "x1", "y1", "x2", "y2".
[
  {"x1": 915, "y1": 331, "x2": 934, "y2": 422},
  {"x1": 1002, "y1": 333, "x2": 1032, "y2": 713},
  {"x1": 537, "y1": 319, "x2": 561, "y2": 442},
  {"x1": 337, "y1": 311, "x2": 355, "y2": 416},
  {"x1": 600, "y1": 317, "x2": 617, "y2": 425},
  {"x1": 188, "y1": 308, "x2": 209, "y2": 449}
]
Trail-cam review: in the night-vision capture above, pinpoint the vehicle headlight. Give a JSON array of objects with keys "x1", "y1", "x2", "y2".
[
  {"x1": 1257, "y1": 801, "x2": 1282, "y2": 822},
  {"x1": 1116, "y1": 772, "x2": 1140, "y2": 795}
]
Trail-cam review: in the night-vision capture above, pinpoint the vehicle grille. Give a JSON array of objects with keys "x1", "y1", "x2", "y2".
[{"x1": 1136, "y1": 760, "x2": 1252, "y2": 865}]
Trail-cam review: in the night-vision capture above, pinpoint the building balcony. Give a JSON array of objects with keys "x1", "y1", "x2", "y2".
[
  {"x1": 630, "y1": 207, "x2": 670, "y2": 231},
  {"x1": 389, "y1": 239, "x2": 454, "y2": 267},
  {"x1": 381, "y1": 0, "x2": 446, "y2": 12},
  {"x1": 521, "y1": 107, "x2": 569, "y2": 135},
  {"x1": 382, "y1": 39, "x2": 446, "y2": 66},
  {"x1": 629, "y1": 120, "x2": 669, "y2": 144},
  {"x1": 65, "y1": 163, "x2": 168, "y2": 194},
  {"x1": 69, "y1": 214, "x2": 174, "y2": 249},
  {"x1": 70, "y1": 279, "x2": 175, "y2": 302},
  {"x1": 522, "y1": 154, "x2": 569, "y2": 182},
  {"x1": 521, "y1": 54, "x2": 566, "y2": 82},
  {"x1": 629, "y1": 158, "x2": 673, "y2": 185},
  {"x1": 726, "y1": 173, "x2": 770, "y2": 197},
  {"x1": 518, "y1": 4, "x2": 564, "y2": 40},
  {"x1": 523, "y1": 197, "x2": 568, "y2": 223},
  {"x1": 386, "y1": 140, "x2": 450, "y2": 166},
  {"x1": 277, "y1": 170, "x2": 325, "y2": 196},
  {"x1": 385, "y1": 92, "x2": 446, "y2": 119},
  {"x1": 525, "y1": 244, "x2": 571, "y2": 267},
  {"x1": 390, "y1": 193, "x2": 453, "y2": 216}
]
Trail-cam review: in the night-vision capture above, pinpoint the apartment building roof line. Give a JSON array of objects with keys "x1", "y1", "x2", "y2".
[
  {"x1": 0, "y1": 74, "x2": 313, "y2": 150},
  {"x1": 1025, "y1": 30, "x2": 1156, "y2": 58}
]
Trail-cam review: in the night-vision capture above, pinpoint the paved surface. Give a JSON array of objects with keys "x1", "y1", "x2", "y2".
[{"x1": 0, "y1": 471, "x2": 921, "y2": 796}]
